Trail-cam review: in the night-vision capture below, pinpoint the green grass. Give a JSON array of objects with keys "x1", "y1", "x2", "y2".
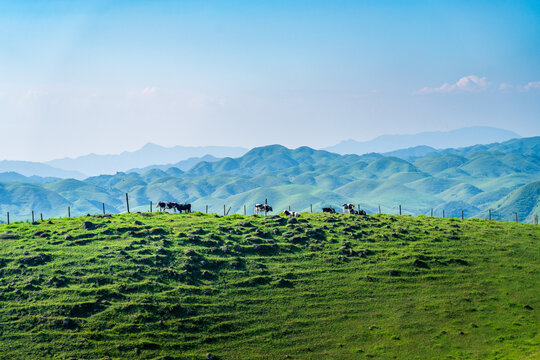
[{"x1": 0, "y1": 212, "x2": 538, "y2": 359}]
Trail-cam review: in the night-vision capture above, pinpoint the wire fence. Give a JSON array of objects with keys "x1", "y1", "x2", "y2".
[{"x1": 2, "y1": 192, "x2": 539, "y2": 225}]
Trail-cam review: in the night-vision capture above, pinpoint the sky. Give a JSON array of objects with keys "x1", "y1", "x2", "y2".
[{"x1": 0, "y1": 0, "x2": 539, "y2": 161}]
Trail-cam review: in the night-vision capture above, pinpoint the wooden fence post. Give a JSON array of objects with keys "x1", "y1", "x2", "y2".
[
  {"x1": 244, "y1": 205, "x2": 246, "y2": 215},
  {"x1": 399, "y1": 205, "x2": 401, "y2": 215},
  {"x1": 205, "y1": 205, "x2": 208, "y2": 214},
  {"x1": 288, "y1": 205, "x2": 291, "y2": 211},
  {"x1": 310, "y1": 204, "x2": 312, "y2": 213},
  {"x1": 515, "y1": 212, "x2": 518, "y2": 223},
  {"x1": 149, "y1": 201, "x2": 152, "y2": 213},
  {"x1": 103, "y1": 203, "x2": 106, "y2": 215},
  {"x1": 378, "y1": 205, "x2": 381, "y2": 214},
  {"x1": 226, "y1": 207, "x2": 231, "y2": 216},
  {"x1": 489, "y1": 209, "x2": 491, "y2": 221},
  {"x1": 7, "y1": 212, "x2": 10, "y2": 225},
  {"x1": 40, "y1": 213, "x2": 43, "y2": 221},
  {"x1": 68, "y1": 206, "x2": 71, "y2": 218},
  {"x1": 223, "y1": 205, "x2": 226, "y2": 216},
  {"x1": 442, "y1": 209, "x2": 445, "y2": 218},
  {"x1": 32, "y1": 211, "x2": 34, "y2": 223},
  {"x1": 431, "y1": 208, "x2": 433, "y2": 217},
  {"x1": 461, "y1": 210, "x2": 464, "y2": 220},
  {"x1": 125, "y1": 193, "x2": 130, "y2": 213}
]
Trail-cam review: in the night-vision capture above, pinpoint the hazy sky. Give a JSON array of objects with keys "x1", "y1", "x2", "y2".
[{"x1": 1, "y1": 0, "x2": 539, "y2": 161}]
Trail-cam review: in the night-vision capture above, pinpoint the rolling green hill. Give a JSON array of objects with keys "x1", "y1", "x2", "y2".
[
  {"x1": 489, "y1": 180, "x2": 540, "y2": 222},
  {"x1": 0, "y1": 212, "x2": 538, "y2": 359},
  {"x1": 0, "y1": 137, "x2": 539, "y2": 223}
]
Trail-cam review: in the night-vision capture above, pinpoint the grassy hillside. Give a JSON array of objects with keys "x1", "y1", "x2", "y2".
[
  {"x1": 0, "y1": 212, "x2": 538, "y2": 359},
  {"x1": 489, "y1": 180, "x2": 540, "y2": 222}
]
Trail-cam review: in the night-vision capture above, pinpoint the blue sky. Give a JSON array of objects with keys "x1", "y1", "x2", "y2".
[{"x1": 0, "y1": 0, "x2": 539, "y2": 161}]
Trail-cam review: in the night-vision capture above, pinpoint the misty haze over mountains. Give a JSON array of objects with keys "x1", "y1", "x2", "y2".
[
  {"x1": 0, "y1": 126, "x2": 524, "y2": 178},
  {"x1": 45, "y1": 144, "x2": 247, "y2": 177},
  {"x1": 324, "y1": 126, "x2": 521, "y2": 155}
]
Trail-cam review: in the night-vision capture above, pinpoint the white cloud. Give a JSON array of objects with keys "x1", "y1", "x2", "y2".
[
  {"x1": 141, "y1": 86, "x2": 158, "y2": 95},
  {"x1": 499, "y1": 80, "x2": 540, "y2": 92},
  {"x1": 523, "y1": 81, "x2": 540, "y2": 91},
  {"x1": 415, "y1": 75, "x2": 489, "y2": 94}
]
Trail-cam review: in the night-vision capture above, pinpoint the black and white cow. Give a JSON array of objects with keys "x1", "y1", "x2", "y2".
[
  {"x1": 157, "y1": 201, "x2": 170, "y2": 212},
  {"x1": 322, "y1": 207, "x2": 336, "y2": 213},
  {"x1": 283, "y1": 209, "x2": 300, "y2": 217},
  {"x1": 157, "y1": 201, "x2": 191, "y2": 213},
  {"x1": 342, "y1": 203, "x2": 355, "y2": 213},
  {"x1": 255, "y1": 203, "x2": 273, "y2": 215},
  {"x1": 349, "y1": 209, "x2": 367, "y2": 215}
]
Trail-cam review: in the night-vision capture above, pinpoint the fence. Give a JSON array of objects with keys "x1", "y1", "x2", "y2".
[{"x1": 2, "y1": 195, "x2": 539, "y2": 225}]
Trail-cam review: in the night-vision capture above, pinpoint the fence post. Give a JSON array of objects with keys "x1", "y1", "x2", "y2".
[
  {"x1": 149, "y1": 201, "x2": 152, "y2": 213},
  {"x1": 223, "y1": 205, "x2": 226, "y2": 216},
  {"x1": 125, "y1": 193, "x2": 130, "y2": 213},
  {"x1": 68, "y1": 206, "x2": 71, "y2": 218},
  {"x1": 442, "y1": 209, "x2": 445, "y2": 218},
  {"x1": 378, "y1": 205, "x2": 381, "y2": 214},
  {"x1": 102, "y1": 203, "x2": 106, "y2": 215},
  {"x1": 244, "y1": 205, "x2": 246, "y2": 215},
  {"x1": 310, "y1": 204, "x2": 312, "y2": 213},
  {"x1": 288, "y1": 205, "x2": 291, "y2": 211},
  {"x1": 461, "y1": 210, "x2": 464, "y2": 220},
  {"x1": 536, "y1": 215, "x2": 538, "y2": 225},
  {"x1": 489, "y1": 209, "x2": 491, "y2": 221},
  {"x1": 40, "y1": 213, "x2": 43, "y2": 221},
  {"x1": 431, "y1": 208, "x2": 433, "y2": 217},
  {"x1": 7, "y1": 212, "x2": 9, "y2": 225},
  {"x1": 32, "y1": 211, "x2": 34, "y2": 223},
  {"x1": 399, "y1": 205, "x2": 401, "y2": 215},
  {"x1": 205, "y1": 205, "x2": 208, "y2": 214},
  {"x1": 515, "y1": 212, "x2": 518, "y2": 223}
]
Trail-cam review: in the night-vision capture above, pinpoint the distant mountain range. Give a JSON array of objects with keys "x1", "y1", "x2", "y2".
[
  {"x1": 126, "y1": 155, "x2": 221, "y2": 174},
  {"x1": 0, "y1": 172, "x2": 60, "y2": 184},
  {"x1": 0, "y1": 161, "x2": 85, "y2": 179},
  {"x1": 0, "y1": 126, "x2": 523, "y2": 178},
  {"x1": 324, "y1": 126, "x2": 521, "y2": 155},
  {"x1": 1, "y1": 136, "x2": 539, "y2": 223},
  {"x1": 45, "y1": 144, "x2": 248, "y2": 176}
]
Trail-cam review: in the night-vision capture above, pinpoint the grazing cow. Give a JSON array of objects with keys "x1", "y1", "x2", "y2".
[
  {"x1": 322, "y1": 207, "x2": 336, "y2": 213},
  {"x1": 175, "y1": 203, "x2": 192, "y2": 213},
  {"x1": 283, "y1": 209, "x2": 300, "y2": 217},
  {"x1": 350, "y1": 209, "x2": 367, "y2": 215},
  {"x1": 166, "y1": 202, "x2": 178, "y2": 212},
  {"x1": 255, "y1": 204, "x2": 273, "y2": 215},
  {"x1": 157, "y1": 201, "x2": 169, "y2": 212},
  {"x1": 342, "y1": 203, "x2": 355, "y2": 213}
]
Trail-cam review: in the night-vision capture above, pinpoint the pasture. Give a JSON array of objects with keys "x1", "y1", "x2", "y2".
[{"x1": 0, "y1": 212, "x2": 538, "y2": 359}]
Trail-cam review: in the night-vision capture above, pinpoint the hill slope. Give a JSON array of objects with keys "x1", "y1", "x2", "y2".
[{"x1": 0, "y1": 213, "x2": 538, "y2": 359}]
